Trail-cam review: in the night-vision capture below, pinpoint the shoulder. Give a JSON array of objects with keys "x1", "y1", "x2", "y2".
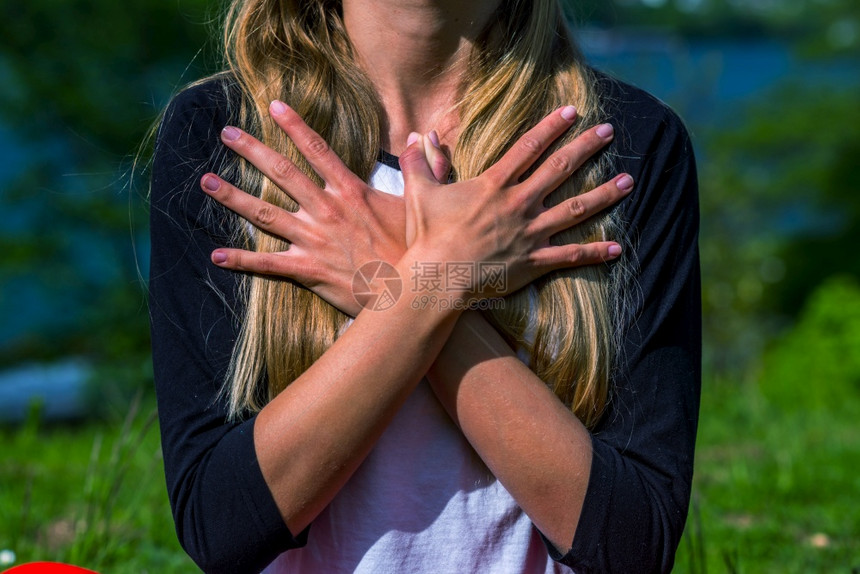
[
  {"x1": 157, "y1": 73, "x2": 242, "y2": 149},
  {"x1": 591, "y1": 71, "x2": 698, "y2": 225},
  {"x1": 594, "y1": 70, "x2": 693, "y2": 157},
  {"x1": 151, "y1": 74, "x2": 243, "y2": 240},
  {"x1": 152, "y1": 72, "x2": 243, "y2": 183}
]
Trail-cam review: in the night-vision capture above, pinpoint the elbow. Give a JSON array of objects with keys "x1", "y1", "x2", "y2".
[
  {"x1": 644, "y1": 476, "x2": 694, "y2": 574},
  {"x1": 611, "y1": 490, "x2": 690, "y2": 574},
  {"x1": 162, "y1": 422, "x2": 295, "y2": 572},
  {"x1": 172, "y1": 498, "x2": 278, "y2": 574},
  {"x1": 173, "y1": 506, "x2": 238, "y2": 574},
  {"x1": 563, "y1": 471, "x2": 692, "y2": 574},
  {"x1": 628, "y1": 455, "x2": 695, "y2": 573}
]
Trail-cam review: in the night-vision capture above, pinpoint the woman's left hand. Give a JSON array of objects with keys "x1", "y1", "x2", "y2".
[
  {"x1": 200, "y1": 101, "x2": 410, "y2": 316},
  {"x1": 399, "y1": 108, "x2": 631, "y2": 300}
]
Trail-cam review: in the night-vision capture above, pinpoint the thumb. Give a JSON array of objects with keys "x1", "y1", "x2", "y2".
[
  {"x1": 425, "y1": 130, "x2": 451, "y2": 183},
  {"x1": 399, "y1": 132, "x2": 437, "y2": 189}
]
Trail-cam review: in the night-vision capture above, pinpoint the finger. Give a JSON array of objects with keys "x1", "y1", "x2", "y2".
[
  {"x1": 523, "y1": 123, "x2": 616, "y2": 202},
  {"x1": 483, "y1": 106, "x2": 578, "y2": 185},
  {"x1": 425, "y1": 130, "x2": 451, "y2": 183},
  {"x1": 201, "y1": 173, "x2": 307, "y2": 242},
  {"x1": 399, "y1": 133, "x2": 438, "y2": 188},
  {"x1": 211, "y1": 247, "x2": 316, "y2": 284},
  {"x1": 268, "y1": 100, "x2": 365, "y2": 194},
  {"x1": 531, "y1": 241, "x2": 622, "y2": 272},
  {"x1": 221, "y1": 124, "x2": 318, "y2": 206},
  {"x1": 532, "y1": 173, "x2": 634, "y2": 237}
]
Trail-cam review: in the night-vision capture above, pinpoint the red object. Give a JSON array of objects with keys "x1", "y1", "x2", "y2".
[{"x1": 2, "y1": 563, "x2": 99, "y2": 574}]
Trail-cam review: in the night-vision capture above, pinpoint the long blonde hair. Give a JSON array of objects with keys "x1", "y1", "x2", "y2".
[{"x1": 218, "y1": 0, "x2": 626, "y2": 429}]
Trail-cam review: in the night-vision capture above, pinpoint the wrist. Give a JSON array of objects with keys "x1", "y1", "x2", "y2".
[
  {"x1": 392, "y1": 245, "x2": 474, "y2": 317},
  {"x1": 399, "y1": 243, "x2": 510, "y2": 304}
]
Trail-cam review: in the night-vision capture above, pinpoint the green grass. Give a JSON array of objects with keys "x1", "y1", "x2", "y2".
[
  {"x1": 2, "y1": 381, "x2": 858, "y2": 573},
  {"x1": 675, "y1": 379, "x2": 860, "y2": 573},
  {"x1": 0, "y1": 394, "x2": 194, "y2": 572}
]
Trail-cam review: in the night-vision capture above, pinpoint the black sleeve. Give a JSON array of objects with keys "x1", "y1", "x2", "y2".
[
  {"x1": 149, "y1": 79, "x2": 303, "y2": 573},
  {"x1": 551, "y1": 78, "x2": 702, "y2": 573}
]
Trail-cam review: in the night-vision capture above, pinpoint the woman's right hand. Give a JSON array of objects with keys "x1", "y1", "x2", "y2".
[
  {"x1": 399, "y1": 106, "x2": 634, "y2": 299},
  {"x1": 199, "y1": 101, "x2": 408, "y2": 316}
]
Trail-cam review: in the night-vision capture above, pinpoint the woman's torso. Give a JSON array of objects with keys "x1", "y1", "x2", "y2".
[{"x1": 262, "y1": 162, "x2": 568, "y2": 574}]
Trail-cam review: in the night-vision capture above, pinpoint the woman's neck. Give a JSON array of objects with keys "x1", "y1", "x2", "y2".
[{"x1": 342, "y1": 0, "x2": 501, "y2": 154}]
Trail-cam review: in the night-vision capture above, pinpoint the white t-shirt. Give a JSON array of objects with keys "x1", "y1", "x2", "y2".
[{"x1": 262, "y1": 162, "x2": 569, "y2": 574}]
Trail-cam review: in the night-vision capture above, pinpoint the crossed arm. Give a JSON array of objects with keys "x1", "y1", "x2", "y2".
[
  {"x1": 151, "y1": 79, "x2": 701, "y2": 573},
  {"x1": 198, "y1": 100, "x2": 632, "y2": 548}
]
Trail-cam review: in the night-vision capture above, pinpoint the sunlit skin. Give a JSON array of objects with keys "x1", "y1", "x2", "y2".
[
  {"x1": 199, "y1": 0, "x2": 635, "y2": 551},
  {"x1": 341, "y1": 0, "x2": 503, "y2": 154}
]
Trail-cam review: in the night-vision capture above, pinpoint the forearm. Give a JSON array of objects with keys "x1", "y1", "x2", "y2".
[
  {"x1": 210, "y1": 107, "x2": 626, "y2": 544},
  {"x1": 254, "y1": 247, "x2": 462, "y2": 535},
  {"x1": 425, "y1": 311, "x2": 592, "y2": 551}
]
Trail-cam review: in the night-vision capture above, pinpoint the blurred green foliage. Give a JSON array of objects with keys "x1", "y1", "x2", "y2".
[
  {"x1": 1, "y1": 0, "x2": 217, "y2": 152},
  {"x1": 759, "y1": 276, "x2": 860, "y2": 412},
  {"x1": 576, "y1": 0, "x2": 860, "y2": 56},
  {"x1": 700, "y1": 83, "x2": 860, "y2": 371},
  {"x1": 0, "y1": 0, "x2": 217, "y2": 379}
]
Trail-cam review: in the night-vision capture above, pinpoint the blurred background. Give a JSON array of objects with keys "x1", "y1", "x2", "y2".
[{"x1": 1, "y1": 0, "x2": 858, "y2": 571}]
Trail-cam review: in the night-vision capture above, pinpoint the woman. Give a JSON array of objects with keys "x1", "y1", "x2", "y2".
[{"x1": 149, "y1": 0, "x2": 700, "y2": 572}]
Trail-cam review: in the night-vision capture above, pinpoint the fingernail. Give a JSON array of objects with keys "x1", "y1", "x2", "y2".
[
  {"x1": 222, "y1": 126, "x2": 241, "y2": 141},
  {"x1": 428, "y1": 130, "x2": 440, "y2": 148},
  {"x1": 560, "y1": 106, "x2": 577, "y2": 121},
  {"x1": 596, "y1": 123, "x2": 614, "y2": 138},
  {"x1": 212, "y1": 251, "x2": 228, "y2": 264},
  {"x1": 616, "y1": 174, "x2": 634, "y2": 192},
  {"x1": 202, "y1": 175, "x2": 220, "y2": 192},
  {"x1": 270, "y1": 100, "x2": 288, "y2": 116},
  {"x1": 607, "y1": 244, "x2": 622, "y2": 258},
  {"x1": 407, "y1": 132, "x2": 420, "y2": 146}
]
